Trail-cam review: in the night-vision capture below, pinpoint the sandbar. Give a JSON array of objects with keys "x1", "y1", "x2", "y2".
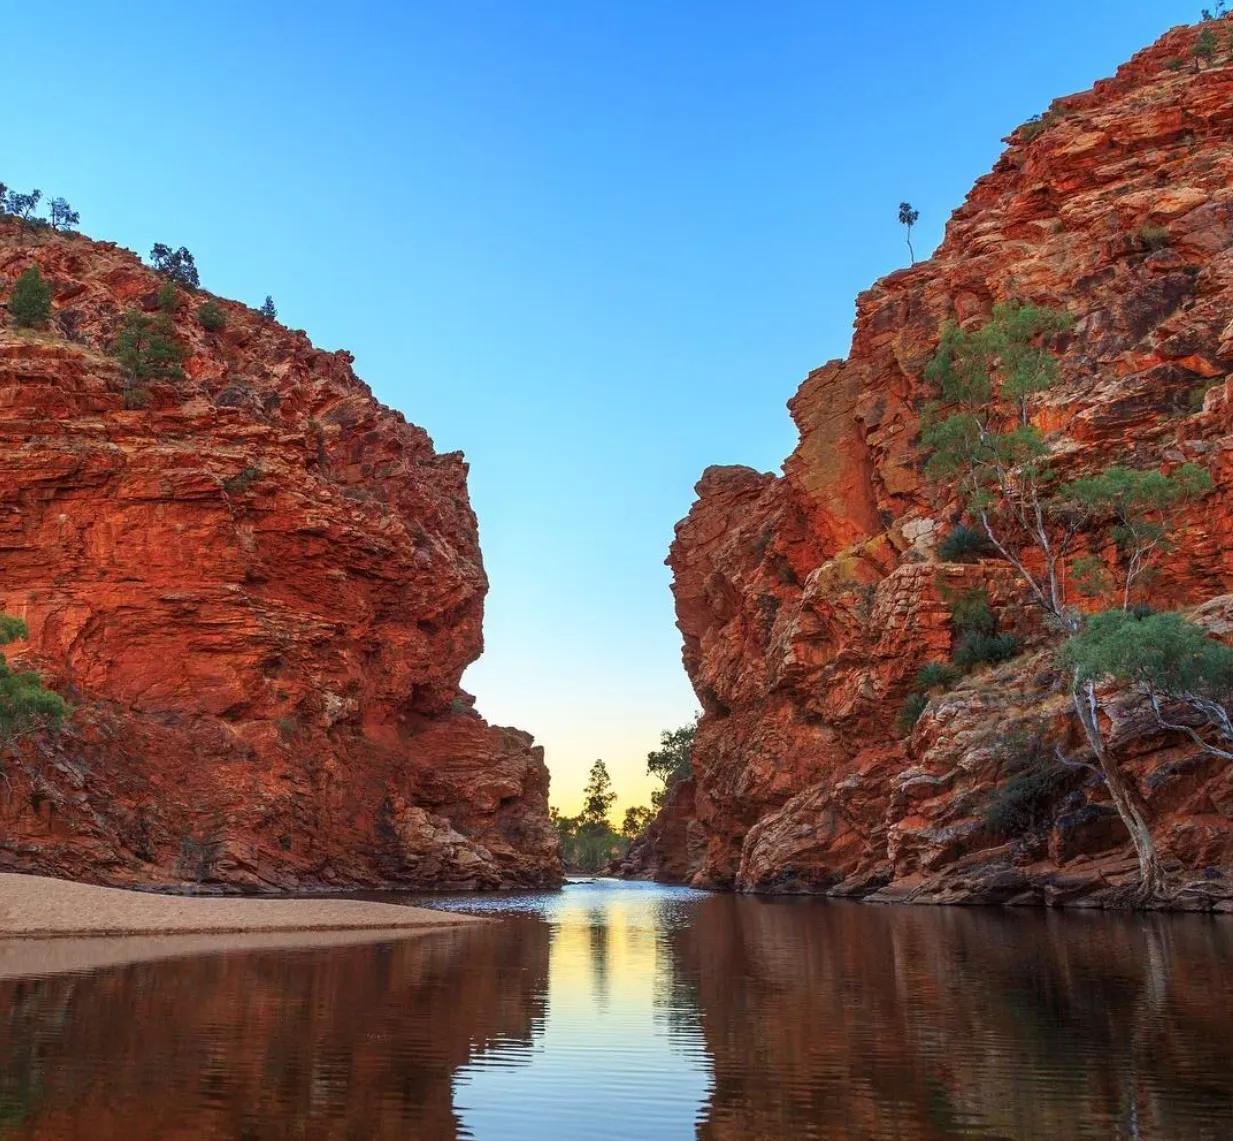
[{"x1": 0, "y1": 872, "x2": 479, "y2": 939}]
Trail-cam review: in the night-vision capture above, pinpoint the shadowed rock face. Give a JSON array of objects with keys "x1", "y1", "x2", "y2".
[
  {"x1": 633, "y1": 21, "x2": 1233, "y2": 904},
  {"x1": 0, "y1": 220, "x2": 561, "y2": 890}
]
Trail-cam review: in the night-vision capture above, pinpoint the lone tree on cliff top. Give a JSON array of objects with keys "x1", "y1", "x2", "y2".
[
  {"x1": 149, "y1": 244, "x2": 200, "y2": 290},
  {"x1": 898, "y1": 202, "x2": 920, "y2": 265},
  {"x1": 918, "y1": 301, "x2": 1215, "y2": 899}
]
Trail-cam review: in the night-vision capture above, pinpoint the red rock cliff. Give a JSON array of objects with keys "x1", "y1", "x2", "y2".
[
  {"x1": 0, "y1": 219, "x2": 561, "y2": 890},
  {"x1": 637, "y1": 21, "x2": 1233, "y2": 905}
]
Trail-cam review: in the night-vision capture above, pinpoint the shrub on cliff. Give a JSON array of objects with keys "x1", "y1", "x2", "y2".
[
  {"x1": 985, "y1": 753, "x2": 1077, "y2": 837},
  {"x1": 897, "y1": 692, "x2": 929, "y2": 734},
  {"x1": 197, "y1": 300, "x2": 226, "y2": 331},
  {"x1": 7, "y1": 265, "x2": 52, "y2": 329},
  {"x1": 0, "y1": 614, "x2": 69, "y2": 791},
  {"x1": 937, "y1": 523, "x2": 992, "y2": 563},
  {"x1": 912, "y1": 662, "x2": 961, "y2": 693},
  {"x1": 155, "y1": 283, "x2": 179, "y2": 313},
  {"x1": 111, "y1": 309, "x2": 187, "y2": 385},
  {"x1": 1193, "y1": 26, "x2": 1218, "y2": 68},
  {"x1": 259, "y1": 295, "x2": 277, "y2": 320},
  {"x1": 149, "y1": 244, "x2": 199, "y2": 290}
]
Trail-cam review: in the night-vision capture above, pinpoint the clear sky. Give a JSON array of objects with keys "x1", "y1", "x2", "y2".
[{"x1": 3, "y1": 1, "x2": 1199, "y2": 816}]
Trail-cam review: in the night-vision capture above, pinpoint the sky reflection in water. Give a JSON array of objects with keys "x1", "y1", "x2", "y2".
[{"x1": 1, "y1": 880, "x2": 1231, "y2": 1140}]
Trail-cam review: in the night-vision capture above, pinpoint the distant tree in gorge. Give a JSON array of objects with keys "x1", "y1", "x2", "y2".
[
  {"x1": 7, "y1": 265, "x2": 53, "y2": 329},
  {"x1": 646, "y1": 721, "x2": 696, "y2": 809},
  {"x1": 259, "y1": 295, "x2": 277, "y2": 320},
  {"x1": 149, "y1": 244, "x2": 200, "y2": 289},
  {"x1": 899, "y1": 201, "x2": 920, "y2": 264},
  {"x1": 621, "y1": 805, "x2": 654, "y2": 840},
  {"x1": 0, "y1": 614, "x2": 69, "y2": 795},
  {"x1": 580, "y1": 759, "x2": 617, "y2": 827},
  {"x1": 49, "y1": 197, "x2": 79, "y2": 232}
]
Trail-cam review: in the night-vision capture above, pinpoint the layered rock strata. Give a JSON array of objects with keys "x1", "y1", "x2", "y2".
[
  {"x1": 630, "y1": 20, "x2": 1233, "y2": 906},
  {"x1": 0, "y1": 219, "x2": 561, "y2": 890}
]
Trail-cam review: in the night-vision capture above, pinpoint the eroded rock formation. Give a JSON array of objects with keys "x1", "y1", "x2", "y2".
[
  {"x1": 631, "y1": 20, "x2": 1233, "y2": 905},
  {"x1": 0, "y1": 219, "x2": 561, "y2": 890}
]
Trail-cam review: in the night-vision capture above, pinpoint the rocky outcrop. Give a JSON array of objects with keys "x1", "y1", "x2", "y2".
[
  {"x1": 632, "y1": 20, "x2": 1233, "y2": 905},
  {"x1": 0, "y1": 219, "x2": 561, "y2": 890}
]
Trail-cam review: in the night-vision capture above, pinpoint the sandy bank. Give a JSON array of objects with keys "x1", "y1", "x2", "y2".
[
  {"x1": 0, "y1": 873, "x2": 480, "y2": 938},
  {"x1": 0, "y1": 925, "x2": 484, "y2": 980}
]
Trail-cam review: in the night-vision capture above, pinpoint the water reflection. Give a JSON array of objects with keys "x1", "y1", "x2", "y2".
[
  {"x1": 670, "y1": 896, "x2": 1233, "y2": 1140},
  {"x1": 0, "y1": 883, "x2": 1230, "y2": 1140},
  {"x1": 0, "y1": 922, "x2": 548, "y2": 1140}
]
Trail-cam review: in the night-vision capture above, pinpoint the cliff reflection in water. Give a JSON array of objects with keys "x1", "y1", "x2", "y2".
[
  {"x1": 1, "y1": 883, "x2": 1232, "y2": 1140},
  {"x1": 669, "y1": 896, "x2": 1233, "y2": 1140},
  {"x1": 0, "y1": 923, "x2": 549, "y2": 1141}
]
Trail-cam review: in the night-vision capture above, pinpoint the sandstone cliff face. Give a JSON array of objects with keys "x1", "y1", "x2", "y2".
[
  {"x1": 0, "y1": 219, "x2": 561, "y2": 890},
  {"x1": 635, "y1": 21, "x2": 1233, "y2": 905}
]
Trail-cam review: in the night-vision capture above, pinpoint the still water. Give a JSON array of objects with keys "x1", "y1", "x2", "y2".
[{"x1": 1, "y1": 880, "x2": 1232, "y2": 1139}]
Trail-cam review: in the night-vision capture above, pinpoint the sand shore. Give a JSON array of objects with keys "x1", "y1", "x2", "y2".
[{"x1": 0, "y1": 873, "x2": 480, "y2": 939}]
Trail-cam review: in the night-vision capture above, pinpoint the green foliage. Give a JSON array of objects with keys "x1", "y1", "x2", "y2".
[
  {"x1": 1194, "y1": 26, "x2": 1218, "y2": 65},
  {"x1": 0, "y1": 613, "x2": 68, "y2": 767},
  {"x1": 898, "y1": 201, "x2": 920, "y2": 264},
  {"x1": 48, "y1": 197, "x2": 79, "y2": 231},
  {"x1": 4, "y1": 188, "x2": 42, "y2": 223},
  {"x1": 646, "y1": 721, "x2": 695, "y2": 792},
  {"x1": 197, "y1": 300, "x2": 226, "y2": 331},
  {"x1": 952, "y1": 631, "x2": 1019, "y2": 672},
  {"x1": 984, "y1": 744, "x2": 1074, "y2": 837},
  {"x1": 7, "y1": 265, "x2": 52, "y2": 329},
  {"x1": 580, "y1": 759, "x2": 617, "y2": 827},
  {"x1": 551, "y1": 807, "x2": 624, "y2": 873},
  {"x1": 110, "y1": 309, "x2": 187, "y2": 385},
  {"x1": 1064, "y1": 464, "x2": 1212, "y2": 605},
  {"x1": 621, "y1": 804, "x2": 654, "y2": 839},
  {"x1": 155, "y1": 282, "x2": 178, "y2": 313},
  {"x1": 949, "y1": 588, "x2": 996, "y2": 638},
  {"x1": 1165, "y1": 56, "x2": 1185, "y2": 70},
  {"x1": 259, "y1": 295, "x2": 278, "y2": 320},
  {"x1": 936, "y1": 523, "x2": 991, "y2": 563},
  {"x1": 912, "y1": 661, "x2": 961, "y2": 693},
  {"x1": 1064, "y1": 610, "x2": 1233, "y2": 703},
  {"x1": 898, "y1": 692, "x2": 929, "y2": 734},
  {"x1": 149, "y1": 244, "x2": 199, "y2": 289},
  {"x1": 1019, "y1": 109, "x2": 1062, "y2": 141},
  {"x1": 1136, "y1": 223, "x2": 1171, "y2": 250},
  {"x1": 222, "y1": 465, "x2": 260, "y2": 495},
  {"x1": 923, "y1": 301, "x2": 1073, "y2": 431}
]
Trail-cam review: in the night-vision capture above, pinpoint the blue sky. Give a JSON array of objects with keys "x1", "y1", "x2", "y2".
[{"x1": 3, "y1": 1, "x2": 1199, "y2": 813}]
